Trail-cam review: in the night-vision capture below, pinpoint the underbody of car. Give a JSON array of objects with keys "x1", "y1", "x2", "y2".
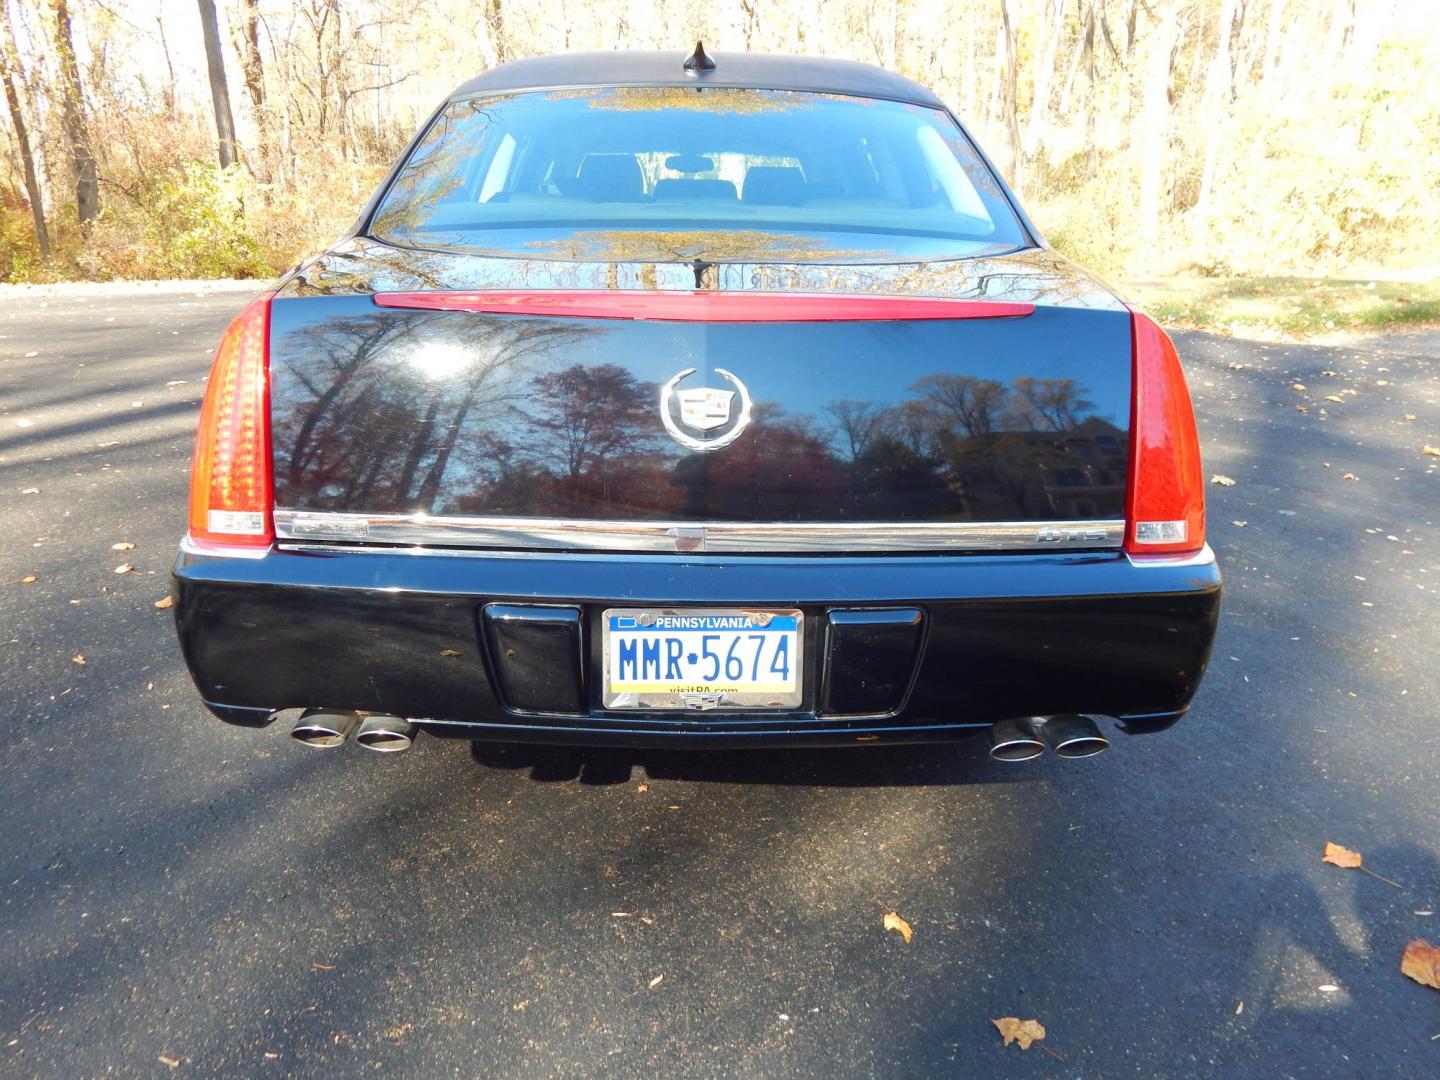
[{"x1": 172, "y1": 47, "x2": 1221, "y2": 759}]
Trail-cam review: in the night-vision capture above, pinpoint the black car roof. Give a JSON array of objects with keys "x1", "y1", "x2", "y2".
[{"x1": 448, "y1": 50, "x2": 946, "y2": 108}]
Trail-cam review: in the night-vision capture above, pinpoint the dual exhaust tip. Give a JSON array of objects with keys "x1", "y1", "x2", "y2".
[
  {"x1": 290, "y1": 709, "x2": 416, "y2": 752},
  {"x1": 989, "y1": 714, "x2": 1110, "y2": 762}
]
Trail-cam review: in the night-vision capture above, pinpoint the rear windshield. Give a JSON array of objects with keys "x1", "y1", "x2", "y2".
[{"x1": 369, "y1": 88, "x2": 1029, "y2": 264}]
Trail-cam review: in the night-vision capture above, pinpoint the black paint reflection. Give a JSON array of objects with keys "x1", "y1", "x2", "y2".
[{"x1": 270, "y1": 296, "x2": 1132, "y2": 523}]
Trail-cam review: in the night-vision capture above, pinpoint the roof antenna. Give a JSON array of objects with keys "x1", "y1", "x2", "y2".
[{"x1": 684, "y1": 41, "x2": 716, "y2": 73}]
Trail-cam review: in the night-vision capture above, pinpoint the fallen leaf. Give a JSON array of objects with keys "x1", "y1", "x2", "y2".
[
  {"x1": 439, "y1": 648, "x2": 461, "y2": 657},
  {"x1": 992, "y1": 1017, "x2": 1045, "y2": 1050},
  {"x1": 1231, "y1": 520, "x2": 1247, "y2": 528},
  {"x1": 158, "y1": 1056, "x2": 180, "y2": 1069},
  {"x1": 1211, "y1": 474, "x2": 1237, "y2": 486},
  {"x1": 113, "y1": 563, "x2": 135, "y2": 574},
  {"x1": 1323, "y1": 842, "x2": 1363, "y2": 869},
  {"x1": 648, "y1": 974, "x2": 664, "y2": 988},
  {"x1": 1290, "y1": 383, "x2": 1307, "y2": 392},
  {"x1": 1401, "y1": 940, "x2": 1440, "y2": 990},
  {"x1": 636, "y1": 783, "x2": 649, "y2": 793},
  {"x1": 19, "y1": 575, "x2": 37, "y2": 583},
  {"x1": 883, "y1": 910, "x2": 913, "y2": 944},
  {"x1": 1423, "y1": 446, "x2": 1440, "y2": 458},
  {"x1": 154, "y1": 595, "x2": 174, "y2": 609},
  {"x1": 1235, "y1": 1000, "x2": 1244, "y2": 1015},
  {"x1": 111, "y1": 541, "x2": 135, "y2": 551},
  {"x1": 312, "y1": 962, "x2": 335, "y2": 971},
  {"x1": 72, "y1": 654, "x2": 86, "y2": 665},
  {"x1": 1342, "y1": 473, "x2": 1357, "y2": 481},
  {"x1": 1318, "y1": 984, "x2": 1340, "y2": 993}
]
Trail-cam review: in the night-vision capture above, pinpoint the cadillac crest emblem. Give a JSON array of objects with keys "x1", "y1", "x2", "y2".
[{"x1": 660, "y1": 367, "x2": 752, "y2": 452}]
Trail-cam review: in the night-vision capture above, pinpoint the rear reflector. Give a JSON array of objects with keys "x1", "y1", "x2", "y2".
[
  {"x1": 1125, "y1": 311, "x2": 1205, "y2": 556},
  {"x1": 188, "y1": 294, "x2": 275, "y2": 547},
  {"x1": 372, "y1": 290, "x2": 1035, "y2": 322}
]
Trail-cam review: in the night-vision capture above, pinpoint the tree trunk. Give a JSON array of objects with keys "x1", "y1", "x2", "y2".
[
  {"x1": 236, "y1": 0, "x2": 267, "y2": 162},
  {"x1": 999, "y1": 0, "x2": 1022, "y2": 188},
  {"x1": 1022, "y1": 0, "x2": 1068, "y2": 171},
  {"x1": 0, "y1": 4, "x2": 48, "y2": 255},
  {"x1": 1084, "y1": 0, "x2": 1098, "y2": 179},
  {"x1": 48, "y1": 0, "x2": 99, "y2": 224},
  {"x1": 197, "y1": 0, "x2": 237, "y2": 168},
  {"x1": 1138, "y1": 0, "x2": 1177, "y2": 250},
  {"x1": 1195, "y1": 0, "x2": 1238, "y2": 226}
]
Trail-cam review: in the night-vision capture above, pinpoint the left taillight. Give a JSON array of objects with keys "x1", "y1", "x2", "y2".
[
  {"x1": 188, "y1": 293, "x2": 275, "y2": 547},
  {"x1": 1124, "y1": 310, "x2": 1205, "y2": 557}
]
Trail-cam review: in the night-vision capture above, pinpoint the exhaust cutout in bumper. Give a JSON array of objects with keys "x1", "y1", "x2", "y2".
[
  {"x1": 355, "y1": 714, "x2": 417, "y2": 753},
  {"x1": 1038, "y1": 714, "x2": 1111, "y2": 758},
  {"x1": 988, "y1": 716, "x2": 1047, "y2": 762},
  {"x1": 290, "y1": 708, "x2": 361, "y2": 748}
]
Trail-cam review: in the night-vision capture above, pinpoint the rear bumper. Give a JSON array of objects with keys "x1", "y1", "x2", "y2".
[{"x1": 172, "y1": 542, "x2": 1221, "y2": 747}]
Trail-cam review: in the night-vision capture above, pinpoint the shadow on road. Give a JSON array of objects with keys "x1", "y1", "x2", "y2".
[{"x1": 467, "y1": 735, "x2": 1026, "y2": 788}]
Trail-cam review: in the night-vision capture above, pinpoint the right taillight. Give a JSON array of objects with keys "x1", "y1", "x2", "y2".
[
  {"x1": 1125, "y1": 311, "x2": 1205, "y2": 556},
  {"x1": 187, "y1": 294, "x2": 275, "y2": 548}
]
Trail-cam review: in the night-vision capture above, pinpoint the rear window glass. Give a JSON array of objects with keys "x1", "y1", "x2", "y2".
[{"x1": 370, "y1": 88, "x2": 1028, "y2": 264}]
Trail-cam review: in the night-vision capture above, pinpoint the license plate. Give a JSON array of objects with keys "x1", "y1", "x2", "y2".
[{"x1": 601, "y1": 608, "x2": 803, "y2": 711}]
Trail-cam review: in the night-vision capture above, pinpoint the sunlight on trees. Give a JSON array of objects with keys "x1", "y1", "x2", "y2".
[{"x1": 0, "y1": 0, "x2": 1434, "y2": 282}]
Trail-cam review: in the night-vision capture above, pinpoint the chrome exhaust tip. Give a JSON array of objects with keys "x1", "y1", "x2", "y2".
[
  {"x1": 1039, "y1": 714, "x2": 1111, "y2": 759},
  {"x1": 354, "y1": 714, "x2": 416, "y2": 753},
  {"x1": 988, "y1": 716, "x2": 1047, "y2": 762},
  {"x1": 291, "y1": 709, "x2": 361, "y2": 748}
]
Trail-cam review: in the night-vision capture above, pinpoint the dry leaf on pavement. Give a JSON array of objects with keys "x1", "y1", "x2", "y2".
[
  {"x1": 1322, "y1": 842, "x2": 1363, "y2": 868},
  {"x1": 883, "y1": 910, "x2": 913, "y2": 943},
  {"x1": 1401, "y1": 939, "x2": 1440, "y2": 990},
  {"x1": 439, "y1": 648, "x2": 462, "y2": 657},
  {"x1": 19, "y1": 575, "x2": 36, "y2": 584},
  {"x1": 1320, "y1": 841, "x2": 1402, "y2": 886},
  {"x1": 113, "y1": 563, "x2": 135, "y2": 574},
  {"x1": 72, "y1": 654, "x2": 86, "y2": 665},
  {"x1": 992, "y1": 1017, "x2": 1045, "y2": 1049},
  {"x1": 1423, "y1": 445, "x2": 1440, "y2": 457},
  {"x1": 648, "y1": 974, "x2": 664, "y2": 988},
  {"x1": 1210, "y1": 474, "x2": 1237, "y2": 486},
  {"x1": 154, "y1": 596, "x2": 174, "y2": 609},
  {"x1": 112, "y1": 541, "x2": 135, "y2": 551},
  {"x1": 158, "y1": 1056, "x2": 180, "y2": 1069}
]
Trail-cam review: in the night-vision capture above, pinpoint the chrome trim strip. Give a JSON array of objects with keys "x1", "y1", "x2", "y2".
[
  {"x1": 273, "y1": 510, "x2": 1125, "y2": 553},
  {"x1": 1124, "y1": 543, "x2": 1217, "y2": 569}
]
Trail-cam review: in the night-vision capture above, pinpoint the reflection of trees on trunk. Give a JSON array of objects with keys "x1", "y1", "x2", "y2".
[
  {"x1": 272, "y1": 310, "x2": 592, "y2": 512},
  {"x1": 273, "y1": 307, "x2": 1127, "y2": 523},
  {"x1": 529, "y1": 364, "x2": 653, "y2": 479}
]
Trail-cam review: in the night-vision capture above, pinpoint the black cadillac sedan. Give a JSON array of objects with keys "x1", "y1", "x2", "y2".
[{"x1": 172, "y1": 46, "x2": 1220, "y2": 760}]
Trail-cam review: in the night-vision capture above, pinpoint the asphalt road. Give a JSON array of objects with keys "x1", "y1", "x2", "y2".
[{"x1": 1, "y1": 283, "x2": 1437, "y2": 1078}]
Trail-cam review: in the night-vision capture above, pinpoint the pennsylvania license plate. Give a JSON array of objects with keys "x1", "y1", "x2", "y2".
[{"x1": 601, "y1": 608, "x2": 804, "y2": 711}]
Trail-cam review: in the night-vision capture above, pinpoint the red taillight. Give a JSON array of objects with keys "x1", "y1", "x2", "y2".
[
  {"x1": 1125, "y1": 311, "x2": 1204, "y2": 556},
  {"x1": 188, "y1": 294, "x2": 274, "y2": 547}
]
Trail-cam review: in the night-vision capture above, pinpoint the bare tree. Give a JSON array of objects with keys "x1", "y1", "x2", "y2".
[
  {"x1": 1138, "y1": 0, "x2": 1177, "y2": 249},
  {"x1": 197, "y1": 0, "x2": 237, "y2": 168},
  {"x1": 234, "y1": 0, "x2": 267, "y2": 165},
  {"x1": 998, "y1": 0, "x2": 1022, "y2": 186},
  {"x1": 48, "y1": 0, "x2": 99, "y2": 223},
  {"x1": 0, "y1": 1, "x2": 47, "y2": 254}
]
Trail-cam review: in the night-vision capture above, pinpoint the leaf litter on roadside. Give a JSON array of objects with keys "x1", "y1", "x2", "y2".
[
  {"x1": 992, "y1": 1017, "x2": 1046, "y2": 1050},
  {"x1": 1321, "y1": 841, "x2": 1402, "y2": 887},
  {"x1": 882, "y1": 910, "x2": 913, "y2": 944},
  {"x1": 111, "y1": 541, "x2": 135, "y2": 551},
  {"x1": 1401, "y1": 940, "x2": 1440, "y2": 990}
]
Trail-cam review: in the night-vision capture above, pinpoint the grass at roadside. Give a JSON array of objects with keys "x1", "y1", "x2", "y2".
[{"x1": 1123, "y1": 276, "x2": 1440, "y2": 338}]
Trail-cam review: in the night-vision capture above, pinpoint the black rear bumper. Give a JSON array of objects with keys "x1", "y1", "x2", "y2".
[{"x1": 172, "y1": 543, "x2": 1221, "y2": 747}]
